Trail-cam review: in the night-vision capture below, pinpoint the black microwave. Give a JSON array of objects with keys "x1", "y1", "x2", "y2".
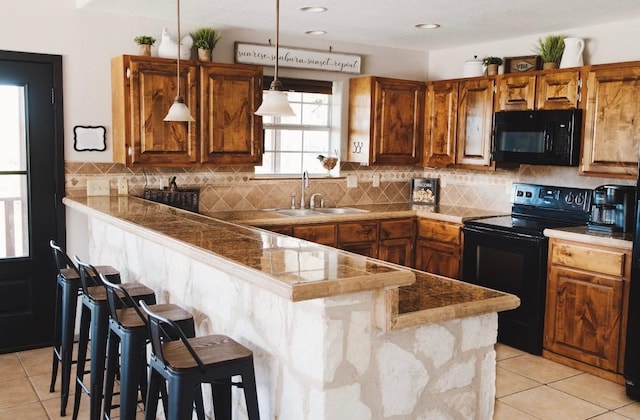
[{"x1": 492, "y1": 109, "x2": 582, "y2": 166}]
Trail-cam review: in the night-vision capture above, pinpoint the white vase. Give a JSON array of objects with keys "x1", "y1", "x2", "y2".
[{"x1": 559, "y1": 37, "x2": 585, "y2": 68}]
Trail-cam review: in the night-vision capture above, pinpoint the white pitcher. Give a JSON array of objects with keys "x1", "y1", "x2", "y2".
[{"x1": 559, "y1": 37, "x2": 585, "y2": 68}]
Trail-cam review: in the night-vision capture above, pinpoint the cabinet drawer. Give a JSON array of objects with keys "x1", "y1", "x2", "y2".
[
  {"x1": 293, "y1": 224, "x2": 336, "y2": 246},
  {"x1": 338, "y1": 222, "x2": 378, "y2": 243},
  {"x1": 380, "y1": 218, "x2": 415, "y2": 240},
  {"x1": 417, "y1": 219, "x2": 460, "y2": 245},
  {"x1": 550, "y1": 242, "x2": 627, "y2": 277}
]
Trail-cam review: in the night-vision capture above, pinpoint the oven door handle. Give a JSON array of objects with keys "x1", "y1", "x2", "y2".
[{"x1": 462, "y1": 225, "x2": 546, "y2": 242}]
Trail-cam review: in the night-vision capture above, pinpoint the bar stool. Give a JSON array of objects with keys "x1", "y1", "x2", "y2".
[
  {"x1": 48, "y1": 240, "x2": 121, "y2": 417},
  {"x1": 72, "y1": 257, "x2": 156, "y2": 420},
  {"x1": 100, "y1": 273, "x2": 200, "y2": 420},
  {"x1": 140, "y1": 301, "x2": 260, "y2": 420}
]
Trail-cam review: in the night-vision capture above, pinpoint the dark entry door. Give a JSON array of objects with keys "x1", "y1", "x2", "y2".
[{"x1": 0, "y1": 51, "x2": 65, "y2": 352}]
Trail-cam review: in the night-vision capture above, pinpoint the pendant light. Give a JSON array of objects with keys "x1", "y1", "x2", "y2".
[
  {"x1": 255, "y1": 0, "x2": 296, "y2": 117},
  {"x1": 164, "y1": 0, "x2": 195, "y2": 122}
]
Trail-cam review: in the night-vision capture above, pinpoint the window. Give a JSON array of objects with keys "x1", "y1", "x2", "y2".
[{"x1": 255, "y1": 78, "x2": 335, "y2": 176}]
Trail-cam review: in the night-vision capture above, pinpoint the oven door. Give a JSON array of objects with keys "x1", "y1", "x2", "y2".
[{"x1": 462, "y1": 225, "x2": 548, "y2": 355}]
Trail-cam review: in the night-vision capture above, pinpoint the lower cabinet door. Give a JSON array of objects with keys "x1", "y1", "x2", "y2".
[
  {"x1": 379, "y1": 238, "x2": 413, "y2": 267},
  {"x1": 544, "y1": 266, "x2": 624, "y2": 372},
  {"x1": 415, "y1": 239, "x2": 460, "y2": 278}
]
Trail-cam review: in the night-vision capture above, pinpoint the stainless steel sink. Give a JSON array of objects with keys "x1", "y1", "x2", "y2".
[
  {"x1": 313, "y1": 207, "x2": 369, "y2": 215},
  {"x1": 273, "y1": 209, "x2": 320, "y2": 217},
  {"x1": 272, "y1": 207, "x2": 369, "y2": 217}
]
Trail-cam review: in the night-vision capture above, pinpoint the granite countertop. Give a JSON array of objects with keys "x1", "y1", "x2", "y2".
[
  {"x1": 204, "y1": 202, "x2": 502, "y2": 226},
  {"x1": 64, "y1": 196, "x2": 519, "y2": 328},
  {"x1": 544, "y1": 226, "x2": 632, "y2": 250}
]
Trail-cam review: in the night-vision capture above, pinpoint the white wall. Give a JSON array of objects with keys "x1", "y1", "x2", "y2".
[
  {"x1": 1, "y1": 0, "x2": 430, "y2": 164},
  {"x1": 427, "y1": 17, "x2": 640, "y2": 80}
]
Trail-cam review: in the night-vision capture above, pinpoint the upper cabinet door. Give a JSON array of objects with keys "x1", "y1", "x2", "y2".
[
  {"x1": 372, "y1": 78, "x2": 425, "y2": 165},
  {"x1": 581, "y1": 63, "x2": 640, "y2": 178},
  {"x1": 497, "y1": 74, "x2": 536, "y2": 111},
  {"x1": 347, "y1": 76, "x2": 425, "y2": 166},
  {"x1": 199, "y1": 63, "x2": 263, "y2": 166},
  {"x1": 536, "y1": 70, "x2": 581, "y2": 109},
  {"x1": 112, "y1": 55, "x2": 199, "y2": 166},
  {"x1": 456, "y1": 78, "x2": 495, "y2": 167},
  {"x1": 424, "y1": 80, "x2": 458, "y2": 167}
]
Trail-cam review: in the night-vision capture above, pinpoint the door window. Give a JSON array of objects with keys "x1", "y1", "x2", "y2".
[{"x1": 0, "y1": 85, "x2": 29, "y2": 258}]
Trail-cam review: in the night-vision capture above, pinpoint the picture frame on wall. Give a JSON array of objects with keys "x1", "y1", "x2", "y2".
[
  {"x1": 410, "y1": 178, "x2": 439, "y2": 205},
  {"x1": 504, "y1": 55, "x2": 542, "y2": 73}
]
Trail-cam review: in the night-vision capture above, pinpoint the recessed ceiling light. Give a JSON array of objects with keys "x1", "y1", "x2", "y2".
[
  {"x1": 305, "y1": 30, "x2": 327, "y2": 36},
  {"x1": 415, "y1": 23, "x2": 440, "y2": 29},
  {"x1": 299, "y1": 6, "x2": 328, "y2": 13}
]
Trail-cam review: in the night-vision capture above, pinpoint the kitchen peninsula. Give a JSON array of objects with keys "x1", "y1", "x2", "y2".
[{"x1": 64, "y1": 196, "x2": 519, "y2": 419}]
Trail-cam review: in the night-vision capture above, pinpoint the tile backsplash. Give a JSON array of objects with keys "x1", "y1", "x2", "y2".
[{"x1": 65, "y1": 162, "x2": 633, "y2": 214}]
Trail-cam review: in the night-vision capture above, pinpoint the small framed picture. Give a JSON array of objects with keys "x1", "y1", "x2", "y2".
[
  {"x1": 504, "y1": 55, "x2": 542, "y2": 73},
  {"x1": 410, "y1": 178, "x2": 439, "y2": 205}
]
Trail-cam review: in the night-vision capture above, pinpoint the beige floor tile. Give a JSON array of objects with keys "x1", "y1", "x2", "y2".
[
  {"x1": 17, "y1": 347, "x2": 53, "y2": 377},
  {"x1": 548, "y1": 373, "x2": 632, "y2": 410},
  {"x1": 495, "y1": 367, "x2": 540, "y2": 398},
  {"x1": 493, "y1": 400, "x2": 538, "y2": 420},
  {"x1": 615, "y1": 401, "x2": 640, "y2": 418},
  {"x1": 498, "y1": 353, "x2": 582, "y2": 384},
  {"x1": 591, "y1": 412, "x2": 634, "y2": 419},
  {"x1": 495, "y1": 343, "x2": 525, "y2": 361},
  {"x1": 499, "y1": 385, "x2": 607, "y2": 420},
  {"x1": 41, "y1": 391, "x2": 90, "y2": 420},
  {"x1": 29, "y1": 369, "x2": 77, "y2": 402},
  {"x1": 0, "y1": 401, "x2": 49, "y2": 420},
  {"x1": 0, "y1": 354, "x2": 26, "y2": 381},
  {"x1": 0, "y1": 377, "x2": 39, "y2": 409}
]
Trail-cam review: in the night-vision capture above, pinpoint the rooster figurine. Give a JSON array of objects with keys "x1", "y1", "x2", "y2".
[{"x1": 157, "y1": 27, "x2": 193, "y2": 60}]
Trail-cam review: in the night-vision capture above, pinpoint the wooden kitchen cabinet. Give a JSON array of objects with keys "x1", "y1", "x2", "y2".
[
  {"x1": 337, "y1": 221, "x2": 379, "y2": 258},
  {"x1": 424, "y1": 77, "x2": 494, "y2": 169},
  {"x1": 111, "y1": 55, "x2": 263, "y2": 167},
  {"x1": 199, "y1": 62, "x2": 263, "y2": 166},
  {"x1": 424, "y1": 80, "x2": 458, "y2": 167},
  {"x1": 414, "y1": 218, "x2": 461, "y2": 278},
  {"x1": 112, "y1": 55, "x2": 198, "y2": 166},
  {"x1": 496, "y1": 69, "x2": 580, "y2": 111},
  {"x1": 379, "y1": 218, "x2": 415, "y2": 267},
  {"x1": 293, "y1": 223, "x2": 336, "y2": 246},
  {"x1": 347, "y1": 76, "x2": 425, "y2": 166},
  {"x1": 544, "y1": 238, "x2": 630, "y2": 376},
  {"x1": 456, "y1": 78, "x2": 495, "y2": 167},
  {"x1": 580, "y1": 61, "x2": 640, "y2": 179}
]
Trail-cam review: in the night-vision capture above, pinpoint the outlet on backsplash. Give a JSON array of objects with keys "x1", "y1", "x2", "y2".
[{"x1": 87, "y1": 179, "x2": 110, "y2": 196}]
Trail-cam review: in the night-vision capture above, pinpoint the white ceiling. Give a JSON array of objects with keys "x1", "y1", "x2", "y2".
[{"x1": 78, "y1": 0, "x2": 640, "y2": 51}]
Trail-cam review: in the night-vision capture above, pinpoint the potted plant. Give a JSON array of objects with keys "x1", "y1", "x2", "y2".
[
  {"x1": 190, "y1": 28, "x2": 222, "y2": 62},
  {"x1": 482, "y1": 56, "x2": 503, "y2": 76},
  {"x1": 134, "y1": 35, "x2": 156, "y2": 56},
  {"x1": 533, "y1": 35, "x2": 565, "y2": 69}
]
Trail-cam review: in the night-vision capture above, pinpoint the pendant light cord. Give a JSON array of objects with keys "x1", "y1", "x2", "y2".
[
  {"x1": 176, "y1": 0, "x2": 182, "y2": 98},
  {"x1": 274, "y1": 0, "x2": 280, "y2": 84}
]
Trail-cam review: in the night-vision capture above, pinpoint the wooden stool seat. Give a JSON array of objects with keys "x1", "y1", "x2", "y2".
[
  {"x1": 162, "y1": 335, "x2": 253, "y2": 370},
  {"x1": 116, "y1": 303, "x2": 194, "y2": 329}
]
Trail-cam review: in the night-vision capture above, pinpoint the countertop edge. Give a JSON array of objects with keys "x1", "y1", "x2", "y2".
[
  {"x1": 544, "y1": 227, "x2": 632, "y2": 250},
  {"x1": 64, "y1": 197, "x2": 415, "y2": 302}
]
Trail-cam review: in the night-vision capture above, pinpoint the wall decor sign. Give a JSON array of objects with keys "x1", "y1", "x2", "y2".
[
  {"x1": 235, "y1": 42, "x2": 362, "y2": 74},
  {"x1": 504, "y1": 55, "x2": 542, "y2": 73},
  {"x1": 73, "y1": 125, "x2": 106, "y2": 152},
  {"x1": 410, "y1": 178, "x2": 439, "y2": 205}
]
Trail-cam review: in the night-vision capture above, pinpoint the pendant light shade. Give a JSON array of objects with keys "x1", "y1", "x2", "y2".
[
  {"x1": 164, "y1": 96, "x2": 195, "y2": 121},
  {"x1": 164, "y1": 0, "x2": 194, "y2": 122},
  {"x1": 255, "y1": 0, "x2": 295, "y2": 117}
]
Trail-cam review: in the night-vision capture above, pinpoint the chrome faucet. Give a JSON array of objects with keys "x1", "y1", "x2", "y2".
[
  {"x1": 300, "y1": 171, "x2": 309, "y2": 209},
  {"x1": 309, "y1": 193, "x2": 323, "y2": 209}
]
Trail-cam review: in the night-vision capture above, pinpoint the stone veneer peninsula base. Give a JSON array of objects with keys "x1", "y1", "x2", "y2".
[{"x1": 65, "y1": 197, "x2": 518, "y2": 419}]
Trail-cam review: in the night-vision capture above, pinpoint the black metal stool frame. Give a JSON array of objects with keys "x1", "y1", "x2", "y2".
[
  {"x1": 140, "y1": 301, "x2": 260, "y2": 420},
  {"x1": 72, "y1": 257, "x2": 156, "y2": 420},
  {"x1": 100, "y1": 273, "x2": 200, "y2": 420}
]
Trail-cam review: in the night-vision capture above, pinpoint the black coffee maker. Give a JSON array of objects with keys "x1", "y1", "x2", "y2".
[{"x1": 588, "y1": 185, "x2": 636, "y2": 233}]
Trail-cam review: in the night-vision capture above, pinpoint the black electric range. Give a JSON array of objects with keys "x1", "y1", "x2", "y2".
[{"x1": 462, "y1": 183, "x2": 593, "y2": 354}]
